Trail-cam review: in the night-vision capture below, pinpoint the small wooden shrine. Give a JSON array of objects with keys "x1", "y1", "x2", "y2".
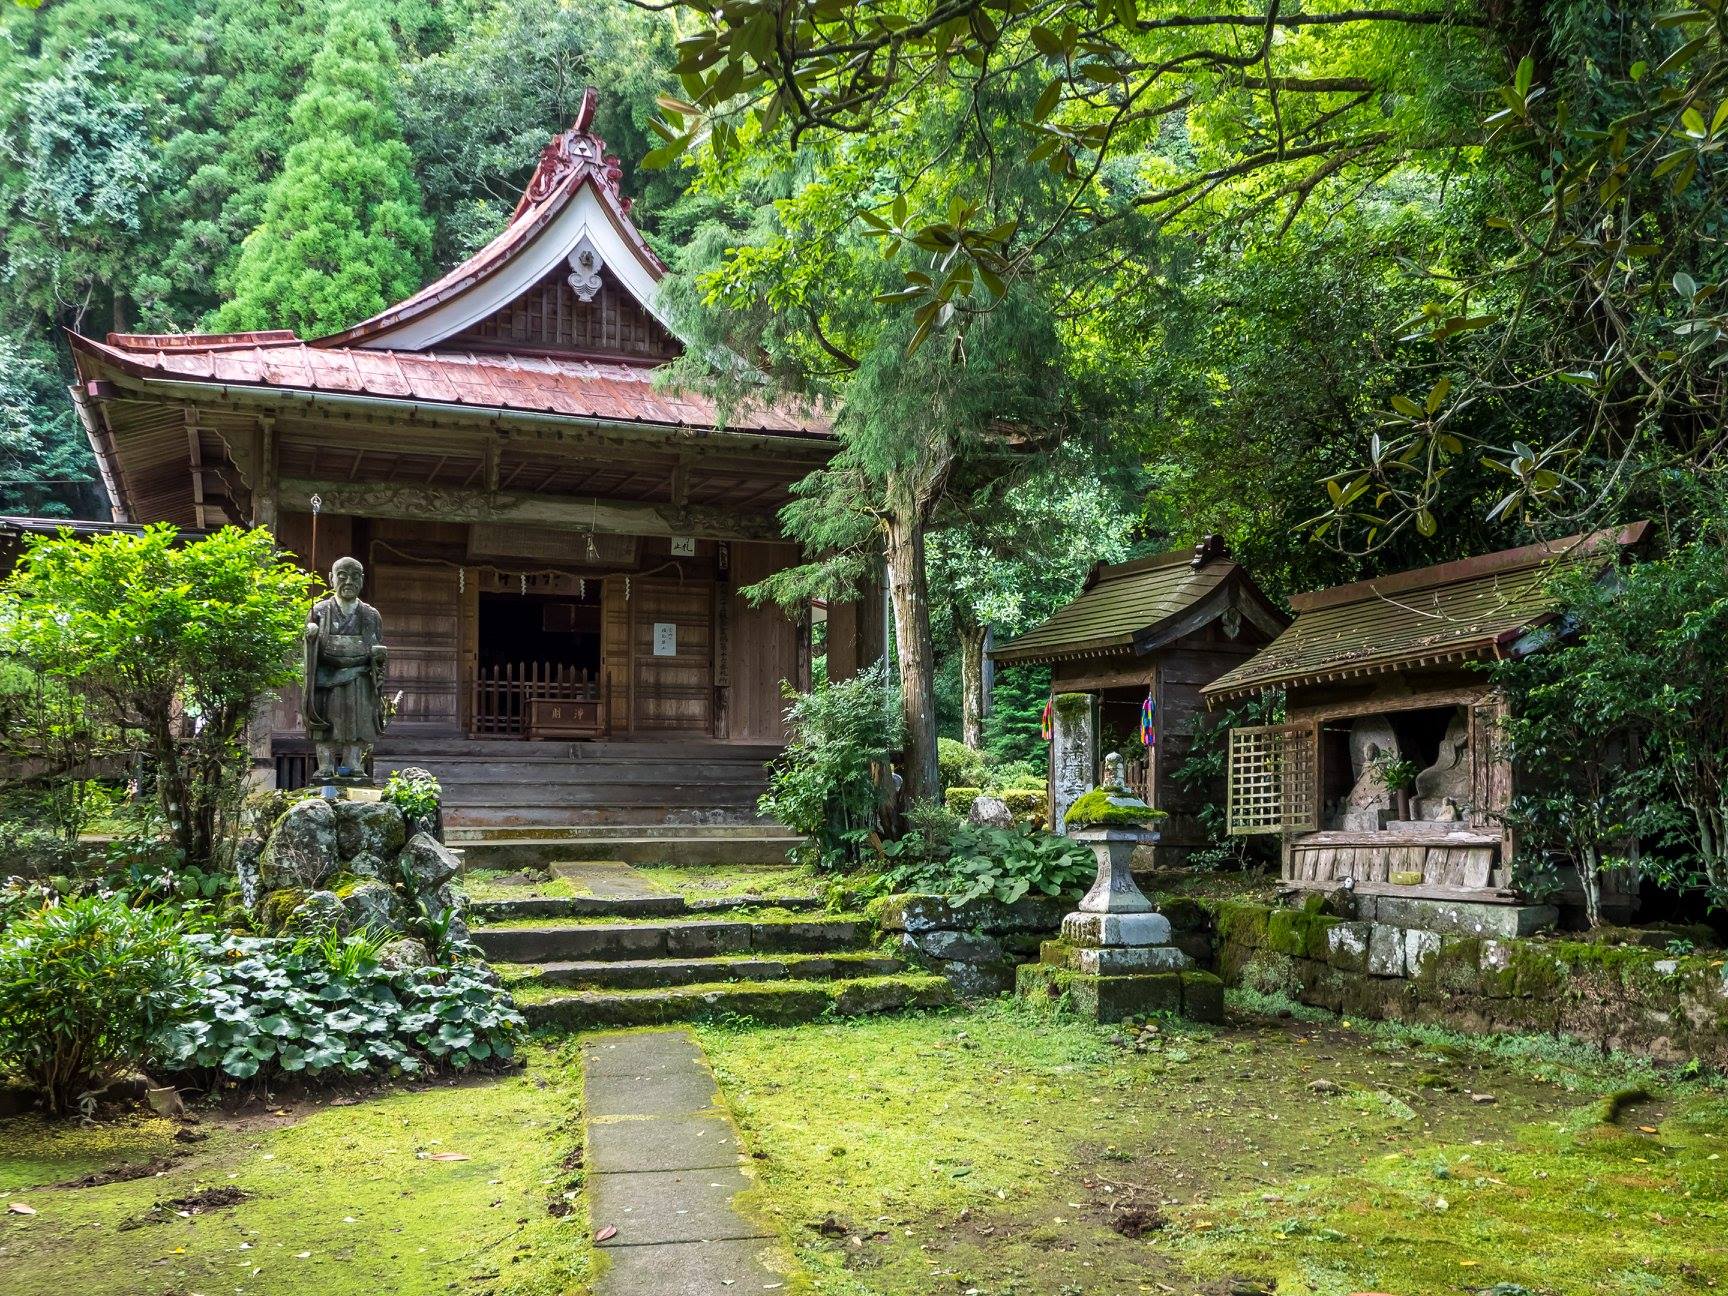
[
  {"x1": 1204, "y1": 523, "x2": 1650, "y2": 924},
  {"x1": 990, "y1": 537, "x2": 1287, "y2": 861}
]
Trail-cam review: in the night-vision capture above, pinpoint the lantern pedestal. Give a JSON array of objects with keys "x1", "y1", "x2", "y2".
[{"x1": 1017, "y1": 823, "x2": 1223, "y2": 1023}]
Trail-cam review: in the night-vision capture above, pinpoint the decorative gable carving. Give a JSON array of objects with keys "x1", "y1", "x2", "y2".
[{"x1": 449, "y1": 263, "x2": 679, "y2": 364}]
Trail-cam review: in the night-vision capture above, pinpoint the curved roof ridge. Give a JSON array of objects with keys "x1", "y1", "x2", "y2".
[{"x1": 312, "y1": 87, "x2": 665, "y2": 352}]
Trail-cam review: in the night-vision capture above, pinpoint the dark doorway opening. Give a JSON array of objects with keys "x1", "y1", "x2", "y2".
[{"x1": 474, "y1": 589, "x2": 603, "y2": 736}]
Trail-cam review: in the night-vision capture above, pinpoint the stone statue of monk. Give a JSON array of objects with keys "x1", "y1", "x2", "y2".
[{"x1": 303, "y1": 556, "x2": 387, "y2": 782}]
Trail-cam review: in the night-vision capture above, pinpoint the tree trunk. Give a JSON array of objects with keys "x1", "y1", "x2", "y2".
[
  {"x1": 958, "y1": 620, "x2": 988, "y2": 750},
  {"x1": 884, "y1": 508, "x2": 941, "y2": 806},
  {"x1": 1577, "y1": 844, "x2": 1603, "y2": 928}
]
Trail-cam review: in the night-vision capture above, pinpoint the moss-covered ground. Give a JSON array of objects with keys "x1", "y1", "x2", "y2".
[
  {"x1": 697, "y1": 996, "x2": 1728, "y2": 1296},
  {"x1": 459, "y1": 868, "x2": 579, "y2": 902},
  {"x1": 635, "y1": 862, "x2": 822, "y2": 900},
  {"x1": 0, "y1": 1046, "x2": 591, "y2": 1296}
]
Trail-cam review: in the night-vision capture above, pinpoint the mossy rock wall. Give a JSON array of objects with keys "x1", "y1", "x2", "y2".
[{"x1": 1197, "y1": 897, "x2": 1728, "y2": 1068}]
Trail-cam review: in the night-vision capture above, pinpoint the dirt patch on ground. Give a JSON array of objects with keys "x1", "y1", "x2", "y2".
[
  {"x1": 118, "y1": 1185, "x2": 252, "y2": 1230},
  {"x1": 52, "y1": 1154, "x2": 184, "y2": 1189}
]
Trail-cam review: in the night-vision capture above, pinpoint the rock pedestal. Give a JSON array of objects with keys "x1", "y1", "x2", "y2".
[{"x1": 1018, "y1": 822, "x2": 1223, "y2": 1023}]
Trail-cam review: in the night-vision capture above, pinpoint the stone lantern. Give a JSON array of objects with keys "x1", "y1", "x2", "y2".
[{"x1": 1017, "y1": 753, "x2": 1223, "y2": 1022}]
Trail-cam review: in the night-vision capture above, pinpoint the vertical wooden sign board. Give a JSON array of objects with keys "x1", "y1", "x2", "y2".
[
  {"x1": 713, "y1": 542, "x2": 732, "y2": 739},
  {"x1": 1049, "y1": 692, "x2": 1097, "y2": 836}
]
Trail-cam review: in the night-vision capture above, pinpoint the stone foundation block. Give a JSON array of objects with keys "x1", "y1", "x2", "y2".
[
  {"x1": 1070, "y1": 944, "x2": 1190, "y2": 975},
  {"x1": 1062, "y1": 911, "x2": 1171, "y2": 948},
  {"x1": 1367, "y1": 923, "x2": 1406, "y2": 977},
  {"x1": 1325, "y1": 921, "x2": 1372, "y2": 973}
]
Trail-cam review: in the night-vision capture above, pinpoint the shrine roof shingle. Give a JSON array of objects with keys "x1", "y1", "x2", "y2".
[{"x1": 1202, "y1": 523, "x2": 1650, "y2": 700}]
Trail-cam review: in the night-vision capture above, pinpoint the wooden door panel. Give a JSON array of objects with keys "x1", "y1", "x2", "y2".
[{"x1": 631, "y1": 578, "x2": 713, "y2": 732}]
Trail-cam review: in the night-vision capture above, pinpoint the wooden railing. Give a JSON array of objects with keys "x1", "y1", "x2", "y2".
[{"x1": 472, "y1": 662, "x2": 602, "y2": 737}]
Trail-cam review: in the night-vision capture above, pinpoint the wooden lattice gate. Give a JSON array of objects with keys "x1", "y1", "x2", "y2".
[{"x1": 1227, "y1": 722, "x2": 1320, "y2": 835}]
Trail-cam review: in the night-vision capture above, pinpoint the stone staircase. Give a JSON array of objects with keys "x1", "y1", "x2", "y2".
[{"x1": 464, "y1": 856, "x2": 953, "y2": 1030}]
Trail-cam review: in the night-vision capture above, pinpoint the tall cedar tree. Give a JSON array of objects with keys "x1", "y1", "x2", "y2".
[{"x1": 212, "y1": 1, "x2": 432, "y2": 337}]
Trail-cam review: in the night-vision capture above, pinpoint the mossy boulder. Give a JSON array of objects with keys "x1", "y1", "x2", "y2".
[
  {"x1": 258, "y1": 797, "x2": 339, "y2": 891},
  {"x1": 258, "y1": 887, "x2": 308, "y2": 935},
  {"x1": 285, "y1": 889, "x2": 342, "y2": 937},
  {"x1": 397, "y1": 832, "x2": 460, "y2": 892},
  {"x1": 333, "y1": 799, "x2": 407, "y2": 861},
  {"x1": 336, "y1": 879, "x2": 407, "y2": 935}
]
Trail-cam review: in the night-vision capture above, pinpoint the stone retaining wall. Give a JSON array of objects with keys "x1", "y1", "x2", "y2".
[
  {"x1": 1206, "y1": 898, "x2": 1728, "y2": 1068},
  {"x1": 868, "y1": 894, "x2": 1073, "y2": 995}
]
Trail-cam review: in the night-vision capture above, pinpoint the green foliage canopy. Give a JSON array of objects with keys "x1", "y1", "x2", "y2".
[{"x1": 210, "y1": 0, "x2": 433, "y2": 336}]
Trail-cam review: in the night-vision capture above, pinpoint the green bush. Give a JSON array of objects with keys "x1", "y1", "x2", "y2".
[
  {"x1": 383, "y1": 767, "x2": 443, "y2": 835},
  {"x1": 937, "y1": 737, "x2": 990, "y2": 791},
  {"x1": 999, "y1": 787, "x2": 1045, "y2": 817},
  {"x1": 985, "y1": 760, "x2": 1043, "y2": 791},
  {"x1": 943, "y1": 785, "x2": 983, "y2": 814},
  {"x1": 866, "y1": 818, "x2": 1094, "y2": 905},
  {"x1": 0, "y1": 896, "x2": 199, "y2": 1115},
  {"x1": 155, "y1": 932, "x2": 523, "y2": 1083},
  {"x1": 759, "y1": 661, "x2": 902, "y2": 870}
]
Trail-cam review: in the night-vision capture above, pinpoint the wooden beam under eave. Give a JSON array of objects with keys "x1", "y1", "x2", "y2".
[
  {"x1": 185, "y1": 408, "x2": 207, "y2": 531},
  {"x1": 278, "y1": 479, "x2": 784, "y2": 541}
]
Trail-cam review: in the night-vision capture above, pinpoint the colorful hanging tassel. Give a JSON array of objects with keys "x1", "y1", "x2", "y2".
[
  {"x1": 1040, "y1": 697, "x2": 1054, "y2": 742},
  {"x1": 1140, "y1": 693, "x2": 1157, "y2": 747}
]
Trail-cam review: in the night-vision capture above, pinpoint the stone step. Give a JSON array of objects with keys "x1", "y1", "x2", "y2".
[
  {"x1": 472, "y1": 916, "x2": 870, "y2": 964},
  {"x1": 457, "y1": 834, "x2": 803, "y2": 868},
  {"x1": 518, "y1": 973, "x2": 953, "y2": 1030},
  {"x1": 466, "y1": 892, "x2": 825, "y2": 924},
  {"x1": 501, "y1": 951, "x2": 907, "y2": 991}
]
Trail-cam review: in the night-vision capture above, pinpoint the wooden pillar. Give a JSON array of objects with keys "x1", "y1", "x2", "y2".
[
  {"x1": 251, "y1": 417, "x2": 278, "y2": 531},
  {"x1": 713, "y1": 541, "x2": 732, "y2": 738}
]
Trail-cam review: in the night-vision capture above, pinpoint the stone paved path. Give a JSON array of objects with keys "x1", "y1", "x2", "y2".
[{"x1": 584, "y1": 1028, "x2": 795, "y2": 1294}]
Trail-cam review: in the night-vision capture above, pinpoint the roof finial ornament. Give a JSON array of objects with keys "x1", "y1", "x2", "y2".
[
  {"x1": 1190, "y1": 533, "x2": 1228, "y2": 569},
  {"x1": 573, "y1": 85, "x2": 598, "y2": 134}
]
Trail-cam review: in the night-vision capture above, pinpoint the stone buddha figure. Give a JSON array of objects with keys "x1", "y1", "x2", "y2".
[{"x1": 302, "y1": 556, "x2": 388, "y2": 783}]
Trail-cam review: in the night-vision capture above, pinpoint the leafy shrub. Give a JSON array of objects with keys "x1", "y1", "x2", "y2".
[
  {"x1": 999, "y1": 787, "x2": 1045, "y2": 817},
  {"x1": 4, "y1": 525, "x2": 317, "y2": 869},
  {"x1": 0, "y1": 819, "x2": 103, "y2": 881},
  {"x1": 986, "y1": 760, "x2": 1043, "y2": 791},
  {"x1": 943, "y1": 785, "x2": 982, "y2": 814},
  {"x1": 156, "y1": 932, "x2": 523, "y2": 1082},
  {"x1": 760, "y1": 661, "x2": 902, "y2": 870},
  {"x1": 0, "y1": 876, "x2": 54, "y2": 932},
  {"x1": 866, "y1": 817, "x2": 1094, "y2": 905},
  {"x1": 0, "y1": 896, "x2": 199, "y2": 1114},
  {"x1": 937, "y1": 737, "x2": 990, "y2": 791},
  {"x1": 383, "y1": 767, "x2": 443, "y2": 834}
]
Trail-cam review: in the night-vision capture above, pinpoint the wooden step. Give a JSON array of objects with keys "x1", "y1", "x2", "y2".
[
  {"x1": 515, "y1": 973, "x2": 953, "y2": 1030},
  {"x1": 449, "y1": 823, "x2": 797, "y2": 844},
  {"x1": 473, "y1": 916, "x2": 868, "y2": 964},
  {"x1": 457, "y1": 833, "x2": 802, "y2": 867}
]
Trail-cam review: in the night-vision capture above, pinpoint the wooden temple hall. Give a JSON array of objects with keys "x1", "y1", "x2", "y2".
[{"x1": 66, "y1": 93, "x2": 878, "y2": 824}]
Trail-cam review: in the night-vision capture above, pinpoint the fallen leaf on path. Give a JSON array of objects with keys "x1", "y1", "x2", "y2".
[
  {"x1": 427, "y1": 1153, "x2": 471, "y2": 1162},
  {"x1": 594, "y1": 1225, "x2": 617, "y2": 1242}
]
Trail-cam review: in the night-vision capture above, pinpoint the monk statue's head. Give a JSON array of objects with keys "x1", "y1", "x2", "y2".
[{"x1": 330, "y1": 556, "x2": 364, "y2": 602}]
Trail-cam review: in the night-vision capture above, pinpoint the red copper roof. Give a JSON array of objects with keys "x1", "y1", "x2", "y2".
[{"x1": 71, "y1": 332, "x2": 828, "y2": 438}]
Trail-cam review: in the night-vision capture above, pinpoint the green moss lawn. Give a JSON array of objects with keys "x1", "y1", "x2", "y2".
[
  {"x1": 0, "y1": 1046, "x2": 591, "y2": 1296},
  {"x1": 697, "y1": 998, "x2": 1728, "y2": 1296}
]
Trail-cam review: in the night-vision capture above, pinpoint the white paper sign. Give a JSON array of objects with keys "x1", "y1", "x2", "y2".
[
  {"x1": 669, "y1": 536, "x2": 696, "y2": 556},
  {"x1": 652, "y1": 622, "x2": 677, "y2": 656}
]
